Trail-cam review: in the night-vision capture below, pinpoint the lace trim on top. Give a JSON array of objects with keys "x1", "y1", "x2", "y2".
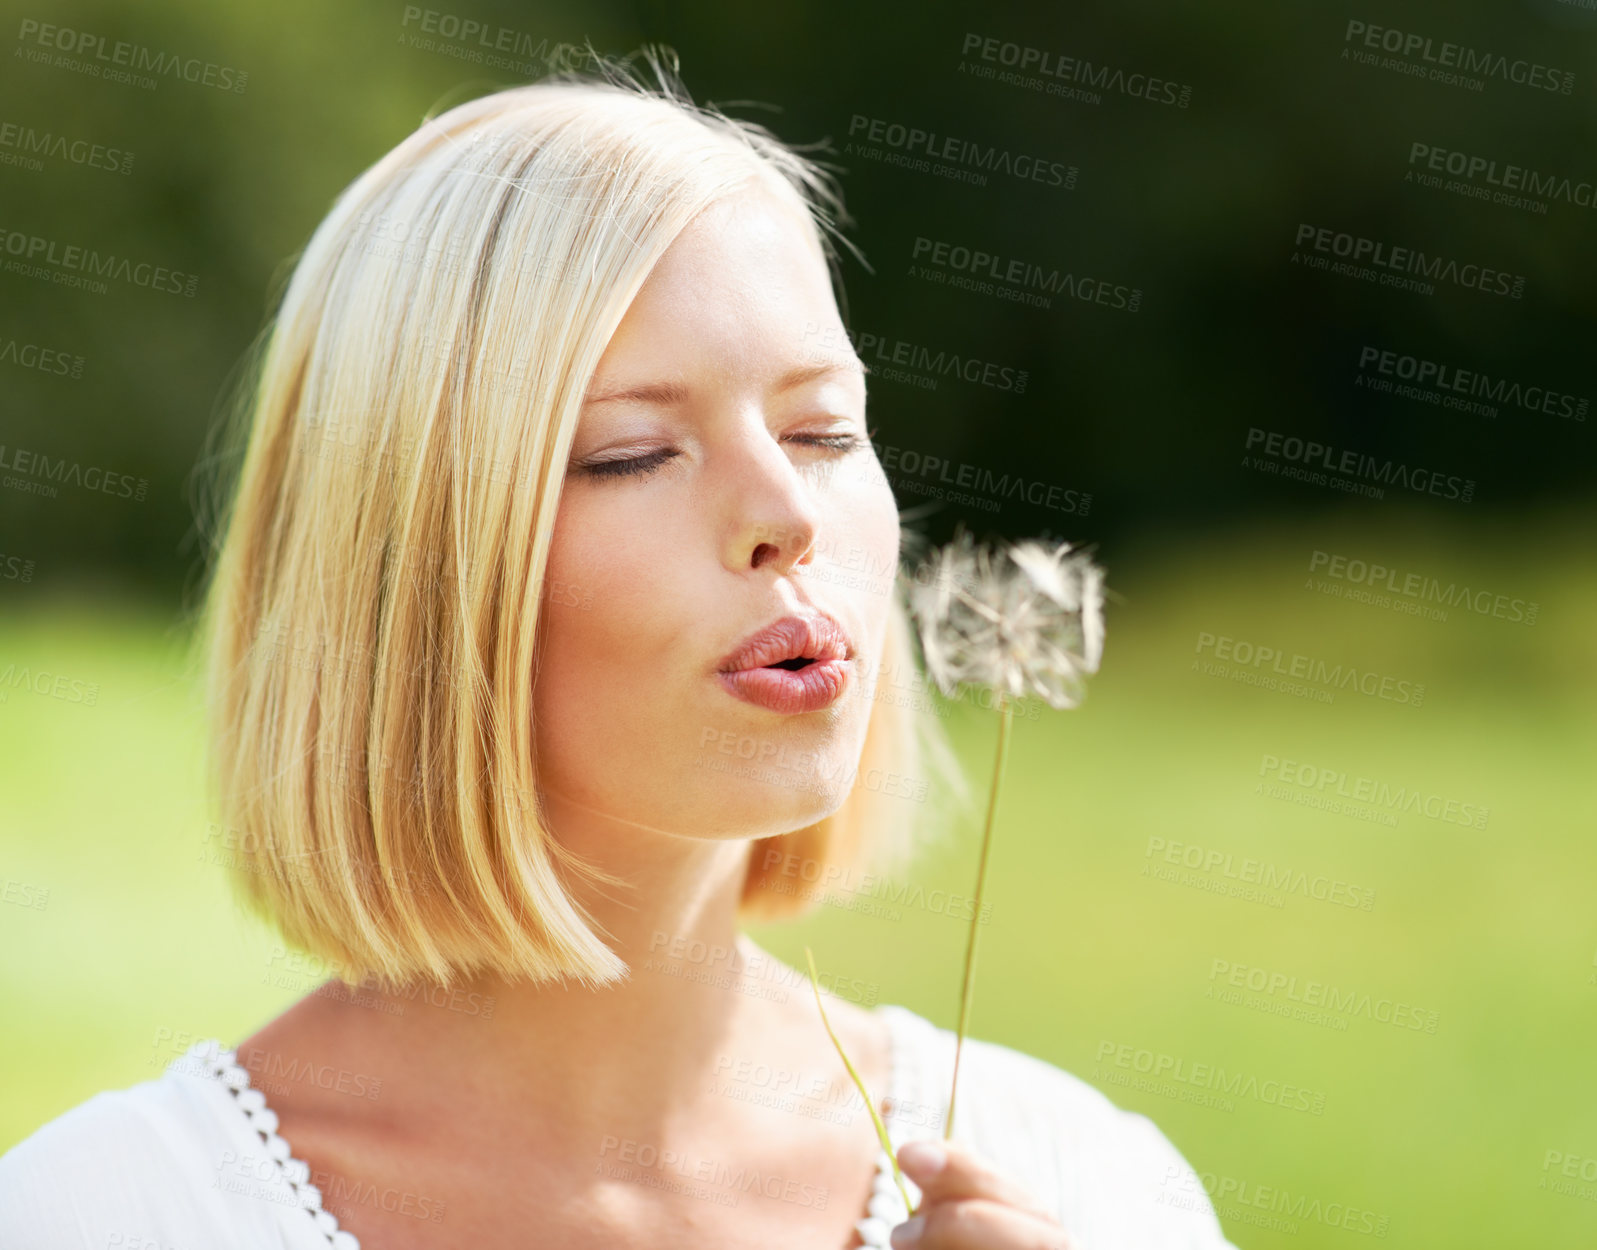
[
  {"x1": 174, "y1": 1004, "x2": 934, "y2": 1250},
  {"x1": 855, "y1": 1004, "x2": 931, "y2": 1249},
  {"x1": 175, "y1": 1038, "x2": 359, "y2": 1249}
]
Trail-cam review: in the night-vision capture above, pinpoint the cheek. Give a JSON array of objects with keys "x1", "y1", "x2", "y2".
[
  {"x1": 853, "y1": 451, "x2": 899, "y2": 531},
  {"x1": 834, "y1": 461, "x2": 901, "y2": 611},
  {"x1": 532, "y1": 494, "x2": 697, "y2": 736},
  {"x1": 532, "y1": 503, "x2": 609, "y2": 738},
  {"x1": 538, "y1": 506, "x2": 639, "y2": 690}
]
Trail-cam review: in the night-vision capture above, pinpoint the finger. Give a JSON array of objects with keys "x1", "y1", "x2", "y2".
[
  {"x1": 890, "y1": 1197, "x2": 1073, "y2": 1250},
  {"x1": 896, "y1": 1139, "x2": 1055, "y2": 1223}
]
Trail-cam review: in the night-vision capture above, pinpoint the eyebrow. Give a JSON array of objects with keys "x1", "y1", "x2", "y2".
[{"x1": 582, "y1": 358, "x2": 865, "y2": 408}]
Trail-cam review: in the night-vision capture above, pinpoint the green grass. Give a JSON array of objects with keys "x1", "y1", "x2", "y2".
[{"x1": 3, "y1": 502, "x2": 1595, "y2": 1247}]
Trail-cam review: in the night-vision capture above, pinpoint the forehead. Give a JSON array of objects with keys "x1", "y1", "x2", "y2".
[{"x1": 592, "y1": 188, "x2": 841, "y2": 382}]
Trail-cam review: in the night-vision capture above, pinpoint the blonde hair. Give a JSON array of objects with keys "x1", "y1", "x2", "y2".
[{"x1": 190, "y1": 47, "x2": 967, "y2": 994}]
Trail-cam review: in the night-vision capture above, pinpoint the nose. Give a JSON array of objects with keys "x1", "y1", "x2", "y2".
[{"x1": 721, "y1": 426, "x2": 824, "y2": 576}]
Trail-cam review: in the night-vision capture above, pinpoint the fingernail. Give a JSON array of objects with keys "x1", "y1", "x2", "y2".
[
  {"x1": 890, "y1": 1214, "x2": 925, "y2": 1247},
  {"x1": 899, "y1": 1140, "x2": 947, "y2": 1178}
]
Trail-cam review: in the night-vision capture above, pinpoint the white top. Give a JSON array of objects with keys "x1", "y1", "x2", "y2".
[{"x1": 0, "y1": 1002, "x2": 1235, "y2": 1249}]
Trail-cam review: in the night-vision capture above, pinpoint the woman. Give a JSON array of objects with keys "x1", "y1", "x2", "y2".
[{"x1": 0, "y1": 49, "x2": 1234, "y2": 1250}]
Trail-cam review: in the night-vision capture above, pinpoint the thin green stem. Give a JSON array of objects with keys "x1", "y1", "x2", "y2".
[
  {"x1": 804, "y1": 945, "x2": 915, "y2": 1215},
  {"x1": 944, "y1": 691, "x2": 1015, "y2": 1142}
]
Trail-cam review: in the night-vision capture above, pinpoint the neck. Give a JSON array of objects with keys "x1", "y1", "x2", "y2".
[{"x1": 312, "y1": 791, "x2": 818, "y2": 1144}]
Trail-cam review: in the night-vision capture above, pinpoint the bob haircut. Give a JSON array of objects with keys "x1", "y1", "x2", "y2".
[{"x1": 193, "y1": 47, "x2": 968, "y2": 995}]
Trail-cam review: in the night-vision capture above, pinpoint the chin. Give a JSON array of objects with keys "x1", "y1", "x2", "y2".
[{"x1": 692, "y1": 773, "x2": 852, "y2": 840}]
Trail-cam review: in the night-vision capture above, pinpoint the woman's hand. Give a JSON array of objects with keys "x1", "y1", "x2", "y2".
[{"x1": 889, "y1": 1139, "x2": 1073, "y2": 1250}]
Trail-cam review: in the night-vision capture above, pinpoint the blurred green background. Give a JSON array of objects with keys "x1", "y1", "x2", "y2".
[
  {"x1": 5, "y1": 503, "x2": 1594, "y2": 1246},
  {"x1": 3, "y1": 0, "x2": 1595, "y2": 1246}
]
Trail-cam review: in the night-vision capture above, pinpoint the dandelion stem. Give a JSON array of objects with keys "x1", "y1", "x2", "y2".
[
  {"x1": 944, "y1": 691, "x2": 1015, "y2": 1142},
  {"x1": 804, "y1": 945, "x2": 915, "y2": 1215}
]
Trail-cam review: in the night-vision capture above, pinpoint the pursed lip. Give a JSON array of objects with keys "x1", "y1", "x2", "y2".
[{"x1": 715, "y1": 612, "x2": 855, "y2": 674}]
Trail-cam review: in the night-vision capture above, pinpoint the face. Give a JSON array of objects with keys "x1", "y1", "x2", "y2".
[{"x1": 531, "y1": 186, "x2": 900, "y2": 841}]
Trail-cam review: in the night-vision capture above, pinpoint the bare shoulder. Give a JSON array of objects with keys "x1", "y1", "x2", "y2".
[
  {"x1": 232, "y1": 986, "x2": 357, "y2": 1100},
  {"x1": 229, "y1": 984, "x2": 409, "y2": 1158}
]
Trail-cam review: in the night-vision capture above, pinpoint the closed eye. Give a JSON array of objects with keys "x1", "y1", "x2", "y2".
[
  {"x1": 576, "y1": 432, "x2": 866, "y2": 481},
  {"x1": 787, "y1": 432, "x2": 866, "y2": 453},
  {"x1": 577, "y1": 448, "x2": 680, "y2": 479}
]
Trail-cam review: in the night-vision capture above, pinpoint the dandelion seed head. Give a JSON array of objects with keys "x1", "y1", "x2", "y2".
[{"x1": 905, "y1": 529, "x2": 1105, "y2": 711}]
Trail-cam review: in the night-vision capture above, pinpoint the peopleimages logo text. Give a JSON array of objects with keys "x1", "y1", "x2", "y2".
[
  {"x1": 1258, "y1": 753, "x2": 1490, "y2": 830},
  {"x1": 1209, "y1": 959, "x2": 1440, "y2": 1033},
  {"x1": 0, "y1": 226, "x2": 198, "y2": 297},
  {"x1": 1342, "y1": 20, "x2": 1574, "y2": 94},
  {"x1": 847, "y1": 115, "x2": 1075, "y2": 187},
  {"x1": 14, "y1": 19, "x2": 249, "y2": 92},
  {"x1": 1245, "y1": 427, "x2": 1474, "y2": 503},
  {"x1": 960, "y1": 32, "x2": 1193, "y2": 106},
  {"x1": 912, "y1": 236, "x2": 1141, "y2": 311},
  {"x1": 1160, "y1": 1164, "x2": 1391, "y2": 1238},
  {"x1": 1407, "y1": 144, "x2": 1597, "y2": 209},
  {"x1": 1357, "y1": 345, "x2": 1586, "y2": 422},
  {"x1": 0, "y1": 121, "x2": 134, "y2": 174},
  {"x1": 0, "y1": 443, "x2": 148, "y2": 501},
  {"x1": 1294, "y1": 224, "x2": 1524, "y2": 298},
  {"x1": 802, "y1": 322, "x2": 1028, "y2": 393},
  {"x1": 1309, "y1": 550, "x2": 1538, "y2": 624},
  {"x1": 1194, "y1": 631, "x2": 1424, "y2": 706}
]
